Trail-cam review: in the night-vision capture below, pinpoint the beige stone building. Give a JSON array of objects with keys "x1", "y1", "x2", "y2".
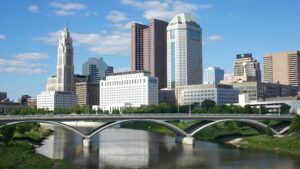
[
  {"x1": 75, "y1": 82, "x2": 99, "y2": 107},
  {"x1": 233, "y1": 53, "x2": 261, "y2": 82},
  {"x1": 264, "y1": 51, "x2": 300, "y2": 88}
]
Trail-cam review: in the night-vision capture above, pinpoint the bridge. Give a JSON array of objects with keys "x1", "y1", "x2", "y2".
[{"x1": 0, "y1": 114, "x2": 293, "y2": 147}]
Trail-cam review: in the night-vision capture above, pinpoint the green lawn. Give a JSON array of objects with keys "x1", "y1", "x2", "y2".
[
  {"x1": 0, "y1": 142, "x2": 71, "y2": 169},
  {"x1": 239, "y1": 134, "x2": 300, "y2": 158}
]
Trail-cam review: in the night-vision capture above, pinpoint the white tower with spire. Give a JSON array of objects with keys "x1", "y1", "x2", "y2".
[
  {"x1": 46, "y1": 26, "x2": 75, "y2": 92},
  {"x1": 56, "y1": 26, "x2": 74, "y2": 92},
  {"x1": 39, "y1": 25, "x2": 77, "y2": 111}
]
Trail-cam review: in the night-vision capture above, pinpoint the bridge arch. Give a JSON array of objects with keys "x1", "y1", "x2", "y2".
[
  {"x1": 190, "y1": 119, "x2": 279, "y2": 136},
  {"x1": 87, "y1": 119, "x2": 189, "y2": 139},
  {"x1": 0, "y1": 120, "x2": 87, "y2": 138}
]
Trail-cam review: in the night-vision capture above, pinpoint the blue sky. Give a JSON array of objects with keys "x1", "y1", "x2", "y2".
[{"x1": 0, "y1": 0, "x2": 299, "y2": 100}]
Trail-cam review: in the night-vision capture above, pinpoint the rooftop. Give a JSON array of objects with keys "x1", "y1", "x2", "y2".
[{"x1": 106, "y1": 70, "x2": 151, "y2": 76}]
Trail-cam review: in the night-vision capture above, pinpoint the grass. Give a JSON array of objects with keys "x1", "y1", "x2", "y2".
[
  {"x1": 0, "y1": 141, "x2": 71, "y2": 169},
  {"x1": 239, "y1": 134, "x2": 300, "y2": 159},
  {"x1": 0, "y1": 126, "x2": 72, "y2": 169},
  {"x1": 13, "y1": 128, "x2": 53, "y2": 142}
]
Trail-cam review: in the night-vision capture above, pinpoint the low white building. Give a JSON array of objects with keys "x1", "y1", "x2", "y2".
[
  {"x1": 37, "y1": 91, "x2": 77, "y2": 111},
  {"x1": 94, "y1": 71, "x2": 158, "y2": 113},
  {"x1": 176, "y1": 84, "x2": 239, "y2": 105},
  {"x1": 238, "y1": 94, "x2": 300, "y2": 114}
]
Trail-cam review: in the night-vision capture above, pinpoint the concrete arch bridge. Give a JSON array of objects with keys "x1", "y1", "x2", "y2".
[{"x1": 0, "y1": 114, "x2": 292, "y2": 147}]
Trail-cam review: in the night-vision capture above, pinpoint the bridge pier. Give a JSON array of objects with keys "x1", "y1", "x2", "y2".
[
  {"x1": 83, "y1": 138, "x2": 92, "y2": 147},
  {"x1": 175, "y1": 136, "x2": 194, "y2": 145}
]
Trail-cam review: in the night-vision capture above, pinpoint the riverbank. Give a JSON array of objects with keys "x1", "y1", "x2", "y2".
[
  {"x1": 0, "y1": 142, "x2": 71, "y2": 169},
  {"x1": 233, "y1": 134, "x2": 300, "y2": 159},
  {"x1": 120, "y1": 121, "x2": 300, "y2": 161},
  {"x1": 0, "y1": 125, "x2": 72, "y2": 169}
]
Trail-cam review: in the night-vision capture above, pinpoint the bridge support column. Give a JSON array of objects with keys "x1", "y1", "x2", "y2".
[
  {"x1": 83, "y1": 138, "x2": 92, "y2": 147},
  {"x1": 175, "y1": 136, "x2": 194, "y2": 145}
]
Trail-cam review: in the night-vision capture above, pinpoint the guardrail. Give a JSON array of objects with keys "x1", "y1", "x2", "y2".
[{"x1": 0, "y1": 113, "x2": 293, "y2": 119}]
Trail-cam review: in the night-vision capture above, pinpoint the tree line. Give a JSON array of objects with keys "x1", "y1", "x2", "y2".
[{"x1": 9, "y1": 99, "x2": 293, "y2": 115}]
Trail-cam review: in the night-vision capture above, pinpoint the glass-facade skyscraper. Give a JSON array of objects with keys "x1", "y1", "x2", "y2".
[
  {"x1": 167, "y1": 13, "x2": 202, "y2": 89},
  {"x1": 82, "y1": 57, "x2": 108, "y2": 83},
  {"x1": 203, "y1": 67, "x2": 224, "y2": 84}
]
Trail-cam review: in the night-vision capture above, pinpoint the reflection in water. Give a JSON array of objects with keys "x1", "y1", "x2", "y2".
[{"x1": 36, "y1": 125, "x2": 300, "y2": 169}]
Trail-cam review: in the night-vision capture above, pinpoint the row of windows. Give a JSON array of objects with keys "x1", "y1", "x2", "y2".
[{"x1": 101, "y1": 79, "x2": 147, "y2": 86}]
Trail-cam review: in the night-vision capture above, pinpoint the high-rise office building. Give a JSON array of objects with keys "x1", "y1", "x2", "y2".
[
  {"x1": 38, "y1": 26, "x2": 77, "y2": 110},
  {"x1": 105, "y1": 66, "x2": 114, "y2": 76},
  {"x1": 82, "y1": 57, "x2": 109, "y2": 83},
  {"x1": 203, "y1": 67, "x2": 224, "y2": 84},
  {"x1": 46, "y1": 26, "x2": 75, "y2": 92},
  {"x1": 131, "y1": 23, "x2": 149, "y2": 71},
  {"x1": 264, "y1": 51, "x2": 300, "y2": 88},
  {"x1": 131, "y1": 19, "x2": 168, "y2": 89},
  {"x1": 0, "y1": 92, "x2": 7, "y2": 102},
  {"x1": 75, "y1": 82, "x2": 99, "y2": 107},
  {"x1": 167, "y1": 13, "x2": 202, "y2": 89},
  {"x1": 233, "y1": 53, "x2": 261, "y2": 82}
]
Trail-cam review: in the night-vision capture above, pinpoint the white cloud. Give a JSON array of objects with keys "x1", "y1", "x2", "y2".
[
  {"x1": 49, "y1": 2, "x2": 87, "y2": 16},
  {"x1": 0, "y1": 58, "x2": 48, "y2": 74},
  {"x1": 0, "y1": 67, "x2": 46, "y2": 74},
  {"x1": 115, "y1": 21, "x2": 139, "y2": 30},
  {"x1": 121, "y1": 0, "x2": 212, "y2": 21},
  {"x1": 84, "y1": 11, "x2": 98, "y2": 17},
  {"x1": 50, "y1": 2, "x2": 86, "y2": 11},
  {"x1": 54, "y1": 10, "x2": 75, "y2": 16},
  {"x1": 34, "y1": 31, "x2": 60, "y2": 45},
  {"x1": 0, "y1": 34, "x2": 6, "y2": 40},
  {"x1": 36, "y1": 29, "x2": 130, "y2": 56},
  {"x1": 89, "y1": 31, "x2": 130, "y2": 56},
  {"x1": 207, "y1": 35, "x2": 224, "y2": 42},
  {"x1": 106, "y1": 10, "x2": 127, "y2": 22},
  {"x1": 14, "y1": 52, "x2": 48, "y2": 60},
  {"x1": 28, "y1": 5, "x2": 39, "y2": 13},
  {"x1": 114, "y1": 66, "x2": 131, "y2": 73}
]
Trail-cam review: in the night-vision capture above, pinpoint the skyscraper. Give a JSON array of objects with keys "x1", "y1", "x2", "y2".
[
  {"x1": 38, "y1": 26, "x2": 77, "y2": 110},
  {"x1": 46, "y1": 26, "x2": 75, "y2": 92},
  {"x1": 233, "y1": 53, "x2": 261, "y2": 82},
  {"x1": 167, "y1": 13, "x2": 202, "y2": 89},
  {"x1": 264, "y1": 51, "x2": 300, "y2": 88},
  {"x1": 56, "y1": 26, "x2": 74, "y2": 92},
  {"x1": 131, "y1": 19, "x2": 168, "y2": 89},
  {"x1": 147, "y1": 19, "x2": 168, "y2": 89},
  {"x1": 131, "y1": 23, "x2": 149, "y2": 71},
  {"x1": 203, "y1": 67, "x2": 224, "y2": 84},
  {"x1": 82, "y1": 57, "x2": 108, "y2": 83}
]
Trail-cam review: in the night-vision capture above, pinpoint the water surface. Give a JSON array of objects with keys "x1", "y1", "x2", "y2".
[{"x1": 36, "y1": 126, "x2": 300, "y2": 169}]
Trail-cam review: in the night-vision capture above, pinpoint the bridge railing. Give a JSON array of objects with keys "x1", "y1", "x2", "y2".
[{"x1": 0, "y1": 113, "x2": 293, "y2": 119}]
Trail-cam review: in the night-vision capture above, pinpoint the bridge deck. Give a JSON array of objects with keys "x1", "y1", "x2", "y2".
[{"x1": 0, "y1": 114, "x2": 293, "y2": 122}]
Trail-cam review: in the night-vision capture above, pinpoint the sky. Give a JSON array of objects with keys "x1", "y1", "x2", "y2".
[{"x1": 0, "y1": 0, "x2": 299, "y2": 100}]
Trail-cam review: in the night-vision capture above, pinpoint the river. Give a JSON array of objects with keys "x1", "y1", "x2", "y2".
[{"x1": 36, "y1": 125, "x2": 300, "y2": 169}]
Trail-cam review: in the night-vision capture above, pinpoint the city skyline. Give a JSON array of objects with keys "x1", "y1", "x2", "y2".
[{"x1": 1, "y1": 0, "x2": 300, "y2": 99}]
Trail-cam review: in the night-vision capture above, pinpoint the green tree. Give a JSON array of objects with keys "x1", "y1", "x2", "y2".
[
  {"x1": 243, "y1": 105, "x2": 254, "y2": 114},
  {"x1": 15, "y1": 123, "x2": 38, "y2": 134},
  {"x1": 260, "y1": 105, "x2": 269, "y2": 114},
  {"x1": 289, "y1": 115, "x2": 300, "y2": 134},
  {"x1": 0, "y1": 125, "x2": 16, "y2": 144},
  {"x1": 280, "y1": 103, "x2": 291, "y2": 114},
  {"x1": 201, "y1": 99, "x2": 216, "y2": 111}
]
